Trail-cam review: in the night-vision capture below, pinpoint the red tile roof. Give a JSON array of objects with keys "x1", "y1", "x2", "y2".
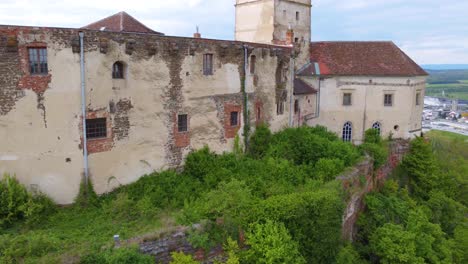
[
  {"x1": 82, "y1": 11, "x2": 163, "y2": 35},
  {"x1": 307, "y1": 41, "x2": 427, "y2": 77}
]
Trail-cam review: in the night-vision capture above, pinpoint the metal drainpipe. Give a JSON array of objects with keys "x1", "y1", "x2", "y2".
[
  {"x1": 243, "y1": 45, "x2": 249, "y2": 147},
  {"x1": 79, "y1": 31, "x2": 89, "y2": 186},
  {"x1": 316, "y1": 77, "x2": 321, "y2": 118},
  {"x1": 289, "y1": 53, "x2": 295, "y2": 127}
]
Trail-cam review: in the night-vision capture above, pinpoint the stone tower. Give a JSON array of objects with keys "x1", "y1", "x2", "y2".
[{"x1": 235, "y1": 0, "x2": 312, "y2": 46}]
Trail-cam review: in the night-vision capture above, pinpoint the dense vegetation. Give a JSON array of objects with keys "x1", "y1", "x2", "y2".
[
  {"x1": 0, "y1": 125, "x2": 368, "y2": 263},
  {"x1": 348, "y1": 131, "x2": 468, "y2": 264},
  {"x1": 425, "y1": 69, "x2": 468, "y2": 100}
]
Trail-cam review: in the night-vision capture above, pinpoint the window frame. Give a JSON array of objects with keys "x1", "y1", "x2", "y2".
[
  {"x1": 230, "y1": 111, "x2": 239, "y2": 127},
  {"x1": 342, "y1": 122, "x2": 353, "y2": 142},
  {"x1": 372, "y1": 122, "x2": 382, "y2": 136},
  {"x1": 177, "y1": 114, "x2": 188, "y2": 133},
  {"x1": 86, "y1": 118, "x2": 107, "y2": 140},
  {"x1": 343, "y1": 93, "x2": 352, "y2": 106},
  {"x1": 203, "y1": 54, "x2": 214, "y2": 76},
  {"x1": 416, "y1": 92, "x2": 421, "y2": 106},
  {"x1": 112, "y1": 62, "x2": 125, "y2": 79},
  {"x1": 250, "y1": 55, "x2": 256, "y2": 74},
  {"x1": 384, "y1": 94, "x2": 393, "y2": 107},
  {"x1": 28, "y1": 47, "x2": 48, "y2": 75}
]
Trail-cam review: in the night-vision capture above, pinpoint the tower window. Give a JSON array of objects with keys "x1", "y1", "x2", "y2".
[
  {"x1": 277, "y1": 101, "x2": 284, "y2": 115},
  {"x1": 416, "y1": 92, "x2": 421, "y2": 106},
  {"x1": 296, "y1": 12, "x2": 300, "y2": 21},
  {"x1": 294, "y1": 99, "x2": 299, "y2": 114},
  {"x1": 112, "y1": 62, "x2": 124, "y2": 79},
  {"x1": 294, "y1": 37, "x2": 299, "y2": 43},
  {"x1": 28, "y1": 48, "x2": 48, "y2": 75},
  {"x1": 250, "y1": 55, "x2": 256, "y2": 74},
  {"x1": 203, "y1": 54, "x2": 213, "y2": 75}
]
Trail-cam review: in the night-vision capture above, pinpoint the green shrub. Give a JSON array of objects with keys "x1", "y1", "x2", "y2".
[
  {"x1": 360, "y1": 143, "x2": 388, "y2": 168},
  {"x1": 80, "y1": 252, "x2": 108, "y2": 264},
  {"x1": 243, "y1": 220, "x2": 305, "y2": 264},
  {"x1": 106, "y1": 247, "x2": 153, "y2": 264},
  {"x1": 336, "y1": 245, "x2": 367, "y2": 264},
  {"x1": 170, "y1": 252, "x2": 199, "y2": 264},
  {"x1": 75, "y1": 177, "x2": 99, "y2": 208},
  {"x1": 0, "y1": 233, "x2": 60, "y2": 261},
  {"x1": 364, "y1": 128, "x2": 382, "y2": 144},
  {"x1": 248, "y1": 124, "x2": 272, "y2": 159},
  {"x1": 183, "y1": 147, "x2": 218, "y2": 181},
  {"x1": 0, "y1": 174, "x2": 56, "y2": 227},
  {"x1": 313, "y1": 158, "x2": 345, "y2": 182}
]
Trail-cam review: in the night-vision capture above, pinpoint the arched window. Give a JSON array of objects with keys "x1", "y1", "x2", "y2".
[
  {"x1": 342, "y1": 122, "x2": 352, "y2": 142},
  {"x1": 372, "y1": 122, "x2": 382, "y2": 135},
  {"x1": 112, "y1": 62, "x2": 124, "y2": 79}
]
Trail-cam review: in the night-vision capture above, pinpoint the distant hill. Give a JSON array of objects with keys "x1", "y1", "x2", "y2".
[
  {"x1": 424, "y1": 68, "x2": 468, "y2": 100},
  {"x1": 422, "y1": 64, "x2": 468, "y2": 70}
]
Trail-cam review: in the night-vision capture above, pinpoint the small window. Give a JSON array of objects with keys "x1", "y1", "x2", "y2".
[
  {"x1": 372, "y1": 122, "x2": 382, "y2": 135},
  {"x1": 283, "y1": 10, "x2": 287, "y2": 18},
  {"x1": 28, "y1": 48, "x2": 48, "y2": 75},
  {"x1": 384, "y1": 94, "x2": 393, "y2": 106},
  {"x1": 230, "y1": 111, "x2": 239, "y2": 127},
  {"x1": 294, "y1": 37, "x2": 299, "y2": 43},
  {"x1": 86, "y1": 118, "x2": 107, "y2": 139},
  {"x1": 294, "y1": 99, "x2": 299, "y2": 114},
  {"x1": 112, "y1": 62, "x2": 124, "y2": 79},
  {"x1": 296, "y1": 11, "x2": 300, "y2": 21},
  {"x1": 277, "y1": 101, "x2": 284, "y2": 115},
  {"x1": 342, "y1": 122, "x2": 352, "y2": 142},
  {"x1": 178, "y1": 114, "x2": 188, "y2": 132},
  {"x1": 343, "y1": 93, "x2": 352, "y2": 106},
  {"x1": 203, "y1": 54, "x2": 213, "y2": 75},
  {"x1": 416, "y1": 92, "x2": 421, "y2": 106},
  {"x1": 250, "y1": 55, "x2": 256, "y2": 74}
]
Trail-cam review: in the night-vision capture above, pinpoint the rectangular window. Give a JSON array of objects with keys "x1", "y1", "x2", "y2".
[
  {"x1": 178, "y1": 114, "x2": 188, "y2": 132},
  {"x1": 86, "y1": 118, "x2": 107, "y2": 139},
  {"x1": 230, "y1": 111, "x2": 239, "y2": 127},
  {"x1": 343, "y1": 93, "x2": 352, "y2": 106},
  {"x1": 250, "y1": 55, "x2": 256, "y2": 74},
  {"x1": 416, "y1": 92, "x2": 421, "y2": 106},
  {"x1": 296, "y1": 11, "x2": 300, "y2": 21},
  {"x1": 28, "y1": 48, "x2": 48, "y2": 75},
  {"x1": 294, "y1": 99, "x2": 299, "y2": 114},
  {"x1": 283, "y1": 10, "x2": 286, "y2": 18},
  {"x1": 277, "y1": 101, "x2": 284, "y2": 115},
  {"x1": 203, "y1": 54, "x2": 213, "y2": 75},
  {"x1": 384, "y1": 94, "x2": 393, "y2": 106}
]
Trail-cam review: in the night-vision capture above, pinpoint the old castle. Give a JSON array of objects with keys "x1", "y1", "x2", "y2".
[{"x1": 0, "y1": 0, "x2": 427, "y2": 204}]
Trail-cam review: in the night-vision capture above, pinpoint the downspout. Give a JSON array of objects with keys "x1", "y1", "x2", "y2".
[
  {"x1": 79, "y1": 31, "x2": 89, "y2": 186},
  {"x1": 242, "y1": 45, "x2": 250, "y2": 148},
  {"x1": 315, "y1": 62, "x2": 321, "y2": 118},
  {"x1": 289, "y1": 51, "x2": 295, "y2": 127}
]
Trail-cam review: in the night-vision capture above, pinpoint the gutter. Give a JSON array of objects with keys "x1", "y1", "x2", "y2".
[
  {"x1": 79, "y1": 31, "x2": 89, "y2": 186},
  {"x1": 242, "y1": 45, "x2": 250, "y2": 148},
  {"x1": 289, "y1": 53, "x2": 295, "y2": 127}
]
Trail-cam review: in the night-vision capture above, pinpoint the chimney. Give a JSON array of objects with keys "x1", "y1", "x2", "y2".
[{"x1": 194, "y1": 26, "x2": 201, "y2": 38}]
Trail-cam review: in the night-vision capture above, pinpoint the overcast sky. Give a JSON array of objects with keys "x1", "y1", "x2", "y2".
[{"x1": 1, "y1": 0, "x2": 467, "y2": 64}]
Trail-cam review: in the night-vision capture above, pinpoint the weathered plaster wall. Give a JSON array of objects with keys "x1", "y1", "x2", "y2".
[
  {"x1": 235, "y1": 0, "x2": 275, "y2": 44},
  {"x1": 0, "y1": 26, "x2": 291, "y2": 204},
  {"x1": 305, "y1": 76, "x2": 426, "y2": 143},
  {"x1": 293, "y1": 93, "x2": 316, "y2": 126}
]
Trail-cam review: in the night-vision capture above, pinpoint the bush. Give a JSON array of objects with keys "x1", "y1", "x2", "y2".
[
  {"x1": 364, "y1": 129, "x2": 381, "y2": 144},
  {"x1": 0, "y1": 174, "x2": 56, "y2": 227},
  {"x1": 336, "y1": 245, "x2": 367, "y2": 264},
  {"x1": 0, "y1": 233, "x2": 60, "y2": 262},
  {"x1": 360, "y1": 143, "x2": 388, "y2": 169},
  {"x1": 170, "y1": 252, "x2": 199, "y2": 264},
  {"x1": 243, "y1": 220, "x2": 305, "y2": 264},
  {"x1": 248, "y1": 124, "x2": 272, "y2": 159},
  {"x1": 313, "y1": 158, "x2": 345, "y2": 182},
  {"x1": 80, "y1": 247, "x2": 153, "y2": 264}
]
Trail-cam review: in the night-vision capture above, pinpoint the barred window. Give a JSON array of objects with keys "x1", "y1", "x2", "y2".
[
  {"x1": 230, "y1": 111, "x2": 239, "y2": 127},
  {"x1": 178, "y1": 114, "x2": 188, "y2": 132},
  {"x1": 343, "y1": 93, "x2": 352, "y2": 106},
  {"x1": 384, "y1": 94, "x2": 393, "y2": 106},
  {"x1": 28, "y1": 48, "x2": 48, "y2": 75},
  {"x1": 342, "y1": 122, "x2": 352, "y2": 142},
  {"x1": 203, "y1": 54, "x2": 213, "y2": 75},
  {"x1": 112, "y1": 62, "x2": 124, "y2": 79},
  {"x1": 86, "y1": 118, "x2": 107, "y2": 139}
]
